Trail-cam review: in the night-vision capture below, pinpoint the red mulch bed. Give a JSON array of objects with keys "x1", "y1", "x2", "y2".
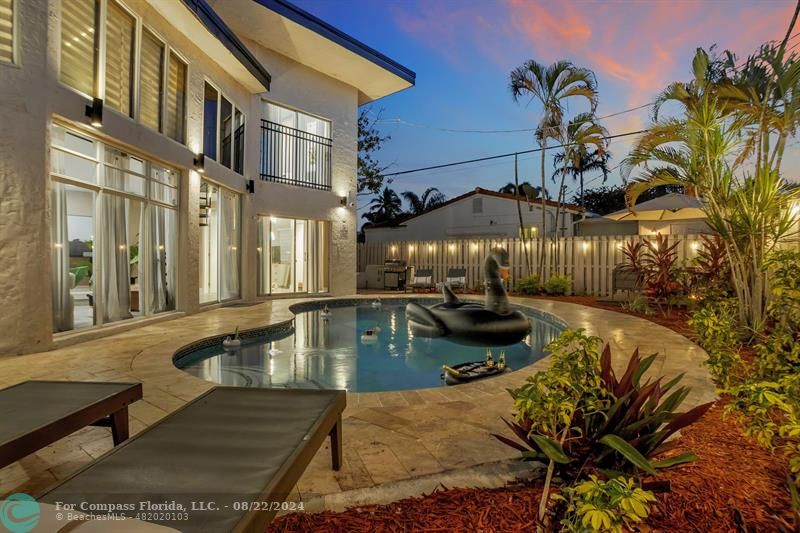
[
  {"x1": 268, "y1": 295, "x2": 794, "y2": 532},
  {"x1": 268, "y1": 484, "x2": 544, "y2": 532}
]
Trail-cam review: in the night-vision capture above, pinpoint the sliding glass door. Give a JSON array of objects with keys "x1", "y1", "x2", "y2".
[
  {"x1": 256, "y1": 216, "x2": 329, "y2": 296},
  {"x1": 50, "y1": 124, "x2": 179, "y2": 333},
  {"x1": 199, "y1": 179, "x2": 240, "y2": 304}
]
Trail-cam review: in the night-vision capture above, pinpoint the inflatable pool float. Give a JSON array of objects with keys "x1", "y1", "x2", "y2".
[
  {"x1": 371, "y1": 298, "x2": 382, "y2": 309},
  {"x1": 406, "y1": 247, "x2": 531, "y2": 346},
  {"x1": 442, "y1": 350, "x2": 508, "y2": 385},
  {"x1": 361, "y1": 329, "x2": 378, "y2": 344},
  {"x1": 222, "y1": 327, "x2": 242, "y2": 350}
]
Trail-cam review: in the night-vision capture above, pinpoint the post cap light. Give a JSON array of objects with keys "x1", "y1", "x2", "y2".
[
  {"x1": 193, "y1": 153, "x2": 205, "y2": 174},
  {"x1": 85, "y1": 97, "x2": 103, "y2": 127}
]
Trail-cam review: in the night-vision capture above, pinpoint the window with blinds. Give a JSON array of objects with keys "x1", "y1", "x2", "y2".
[
  {"x1": 139, "y1": 28, "x2": 164, "y2": 131},
  {"x1": 60, "y1": 0, "x2": 98, "y2": 96},
  {"x1": 0, "y1": 0, "x2": 14, "y2": 64},
  {"x1": 165, "y1": 52, "x2": 187, "y2": 143},
  {"x1": 104, "y1": 1, "x2": 135, "y2": 116}
]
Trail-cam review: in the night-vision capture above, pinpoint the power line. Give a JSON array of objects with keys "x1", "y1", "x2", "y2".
[{"x1": 383, "y1": 129, "x2": 649, "y2": 178}]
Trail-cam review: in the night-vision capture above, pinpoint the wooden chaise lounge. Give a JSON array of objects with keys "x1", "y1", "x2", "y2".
[
  {"x1": 0, "y1": 381, "x2": 142, "y2": 469},
  {"x1": 38, "y1": 387, "x2": 346, "y2": 532}
]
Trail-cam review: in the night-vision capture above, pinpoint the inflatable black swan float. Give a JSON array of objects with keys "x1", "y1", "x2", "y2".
[{"x1": 405, "y1": 247, "x2": 532, "y2": 346}]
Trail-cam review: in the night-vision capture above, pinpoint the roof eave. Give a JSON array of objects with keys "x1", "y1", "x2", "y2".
[
  {"x1": 254, "y1": 0, "x2": 416, "y2": 86},
  {"x1": 181, "y1": 0, "x2": 272, "y2": 91}
]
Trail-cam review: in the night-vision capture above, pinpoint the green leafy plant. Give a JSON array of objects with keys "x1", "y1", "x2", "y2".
[
  {"x1": 69, "y1": 265, "x2": 90, "y2": 286},
  {"x1": 640, "y1": 233, "x2": 683, "y2": 315},
  {"x1": 517, "y1": 274, "x2": 542, "y2": 295},
  {"x1": 492, "y1": 329, "x2": 712, "y2": 521},
  {"x1": 621, "y1": 294, "x2": 653, "y2": 316},
  {"x1": 558, "y1": 475, "x2": 657, "y2": 533},
  {"x1": 544, "y1": 274, "x2": 573, "y2": 295},
  {"x1": 689, "y1": 298, "x2": 742, "y2": 386}
]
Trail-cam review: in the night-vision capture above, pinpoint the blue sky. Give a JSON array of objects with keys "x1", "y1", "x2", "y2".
[{"x1": 291, "y1": 0, "x2": 800, "y2": 214}]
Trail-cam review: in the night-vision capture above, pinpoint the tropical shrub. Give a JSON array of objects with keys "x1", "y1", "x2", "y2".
[
  {"x1": 558, "y1": 475, "x2": 657, "y2": 533},
  {"x1": 544, "y1": 275, "x2": 573, "y2": 295},
  {"x1": 688, "y1": 298, "x2": 742, "y2": 386},
  {"x1": 517, "y1": 274, "x2": 541, "y2": 295},
  {"x1": 493, "y1": 329, "x2": 711, "y2": 521},
  {"x1": 621, "y1": 294, "x2": 653, "y2": 316},
  {"x1": 640, "y1": 234, "x2": 683, "y2": 314},
  {"x1": 690, "y1": 234, "x2": 731, "y2": 301},
  {"x1": 755, "y1": 250, "x2": 800, "y2": 378}
]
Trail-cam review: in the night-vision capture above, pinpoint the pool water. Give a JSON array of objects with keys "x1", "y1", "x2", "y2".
[{"x1": 176, "y1": 300, "x2": 565, "y2": 393}]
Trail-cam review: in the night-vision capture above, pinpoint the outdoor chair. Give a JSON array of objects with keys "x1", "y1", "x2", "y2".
[
  {"x1": 406, "y1": 268, "x2": 434, "y2": 292},
  {"x1": 446, "y1": 268, "x2": 467, "y2": 292},
  {"x1": 38, "y1": 387, "x2": 346, "y2": 532}
]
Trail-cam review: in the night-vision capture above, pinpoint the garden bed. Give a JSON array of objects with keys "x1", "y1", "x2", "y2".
[{"x1": 269, "y1": 402, "x2": 793, "y2": 532}]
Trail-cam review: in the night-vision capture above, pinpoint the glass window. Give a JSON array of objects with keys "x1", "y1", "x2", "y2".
[
  {"x1": 199, "y1": 180, "x2": 240, "y2": 303},
  {"x1": 165, "y1": 52, "x2": 187, "y2": 143},
  {"x1": 144, "y1": 204, "x2": 177, "y2": 313},
  {"x1": 257, "y1": 216, "x2": 329, "y2": 296},
  {"x1": 199, "y1": 180, "x2": 218, "y2": 303},
  {"x1": 0, "y1": 0, "x2": 15, "y2": 64},
  {"x1": 139, "y1": 28, "x2": 164, "y2": 131},
  {"x1": 233, "y1": 109, "x2": 244, "y2": 174},
  {"x1": 270, "y1": 217, "x2": 294, "y2": 294},
  {"x1": 104, "y1": 1, "x2": 135, "y2": 116},
  {"x1": 220, "y1": 97, "x2": 233, "y2": 169},
  {"x1": 220, "y1": 188, "x2": 240, "y2": 300},
  {"x1": 50, "y1": 124, "x2": 180, "y2": 332},
  {"x1": 51, "y1": 126, "x2": 99, "y2": 184},
  {"x1": 102, "y1": 147, "x2": 146, "y2": 196},
  {"x1": 60, "y1": 0, "x2": 98, "y2": 96},
  {"x1": 51, "y1": 182, "x2": 96, "y2": 332},
  {"x1": 203, "y1": 83, "x2": 218, "y2": 160}
]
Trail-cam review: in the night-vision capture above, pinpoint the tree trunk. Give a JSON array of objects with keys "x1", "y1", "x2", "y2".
[
  {"x1": 514, "y1": 154, "x2": 531, "y2": 276},
  {"x1": 539, "y1": 140, "x2": 547, "y2": 278}
]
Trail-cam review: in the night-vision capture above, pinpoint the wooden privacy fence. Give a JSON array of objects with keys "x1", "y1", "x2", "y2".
[{"x1": 358, "y1": 235, "x2": 708, "y2": 298}]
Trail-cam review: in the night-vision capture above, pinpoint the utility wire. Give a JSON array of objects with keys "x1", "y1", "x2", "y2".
[{"x1": 383, "y1": 129, "x2": 648, "y2": 178}]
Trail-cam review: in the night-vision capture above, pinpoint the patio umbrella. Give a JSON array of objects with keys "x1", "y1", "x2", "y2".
[{"x1": 605, "y1": 193, "x2": 705, "y2": 221}]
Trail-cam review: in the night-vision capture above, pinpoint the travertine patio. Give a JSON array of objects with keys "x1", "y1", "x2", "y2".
[{"x1": 0, "y1": 296, "x2": 715, "y2": 505}]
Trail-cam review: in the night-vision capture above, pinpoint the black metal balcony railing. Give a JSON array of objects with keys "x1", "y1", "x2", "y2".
[{"x1": 260, "y1": 119, "x2": 332, "y2": 191}]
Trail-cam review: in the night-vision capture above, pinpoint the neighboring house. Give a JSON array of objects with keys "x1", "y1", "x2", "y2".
[
  {"x1": 364, "y1": 188, "x2": 583, "y2": 243},
  {"x1": 575, "y1": 193, "x2": 711, "y2": 236},
  {"x1": 0, "y1": 0, "x2": 414, "y2": 355}
]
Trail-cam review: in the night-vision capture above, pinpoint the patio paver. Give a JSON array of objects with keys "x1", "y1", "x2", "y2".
[{"x1": 0, "y1": 295, "x2": 715, "y2": 503}]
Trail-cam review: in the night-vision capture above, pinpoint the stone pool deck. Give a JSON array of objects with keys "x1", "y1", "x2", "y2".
[{"x1": 0, "y1": 296, "x2": 715, "y2": 505}]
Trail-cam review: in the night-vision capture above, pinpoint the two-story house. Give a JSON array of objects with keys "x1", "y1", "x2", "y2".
[{"x1": 0, "y1": 0, "x2": 414, "y2": 355}]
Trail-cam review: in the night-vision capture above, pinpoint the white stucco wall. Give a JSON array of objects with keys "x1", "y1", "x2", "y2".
[
  {"x1": 365, "y1": 193, "x2": 578, "y2": 243},
  {"x1": 0, "y1": 0, "x2": 360, "y2": 355}
]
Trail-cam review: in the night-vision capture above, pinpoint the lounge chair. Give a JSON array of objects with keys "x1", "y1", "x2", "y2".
[
  {"x1": 0, "y1": 381, "x2": 142, "y2": 468},
  {"x1": 406, "y1": 268, "x2": 434, "y2": 292},
  {"x1": 39, "y1": 387, "x2": 346, "y2": 532},
  {"x1": 446, "y1": 268, "x2": 467, "y2": 291}
]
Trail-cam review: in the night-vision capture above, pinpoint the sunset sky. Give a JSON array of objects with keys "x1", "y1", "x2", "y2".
[{"x1": 292, "y1": 0, "x2": 800, "y2": 212}]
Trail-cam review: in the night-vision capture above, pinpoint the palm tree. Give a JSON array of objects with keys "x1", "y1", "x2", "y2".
[
  {"x1": 621, "y1": 44, "x2": 800, "y2": 334},
  {"x1": 551, "y1": 113, "x2": 609, "y2": 223},
  {"x1": 510, "y1": 60, "x2": 598, "y2": 276},
  {"x1": 552, "y1": 147, "x2": 611, "y2": 209},
  {"x1": 401, "y1": 187, "x2": 447, "y2": 215},
  {"x1": 361, "y1": 187, "x2": 403, "y2": 225}
]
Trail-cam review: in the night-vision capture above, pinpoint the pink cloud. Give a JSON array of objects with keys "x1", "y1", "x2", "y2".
[{"x1": 393, "y1": 0, "x2": 800, "y2": 109}]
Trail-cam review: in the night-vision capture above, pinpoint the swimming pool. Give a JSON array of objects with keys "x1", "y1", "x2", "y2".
[{"x1": 175, "y1": 299, "x2": 566, "y2": 393}]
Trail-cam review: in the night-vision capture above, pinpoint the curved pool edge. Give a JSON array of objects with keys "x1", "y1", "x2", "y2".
[{"x1": 170, "y1": 295, "x2": 573, "y2": 395}]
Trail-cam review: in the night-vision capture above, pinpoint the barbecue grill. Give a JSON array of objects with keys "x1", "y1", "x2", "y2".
[{"x1": 383, "y1": 259, "x2": 407, "y2": 290}]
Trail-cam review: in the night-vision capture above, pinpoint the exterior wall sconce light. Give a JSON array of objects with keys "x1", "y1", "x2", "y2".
[
  {"x1": 85, "y1": 97, "x2": 103, "y2": 127},
  {"x1": 193, "y1": 153, "x2": 205, "y2": 174},
  {"x1": 246, "y1": 179, "x2": 255, "y2": 194},
  {"x1": 339, "y1": 195, "x2": 347, "y2": 206}
]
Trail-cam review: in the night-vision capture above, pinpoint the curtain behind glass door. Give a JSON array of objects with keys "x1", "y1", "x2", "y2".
[{"x1": 219, "y1": 189, "x2": 240, "y2": 300}]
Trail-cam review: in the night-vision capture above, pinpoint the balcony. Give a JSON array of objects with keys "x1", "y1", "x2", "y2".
[{"x1": 259, "y1": 119, "x2": 332, "y2": 191}]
